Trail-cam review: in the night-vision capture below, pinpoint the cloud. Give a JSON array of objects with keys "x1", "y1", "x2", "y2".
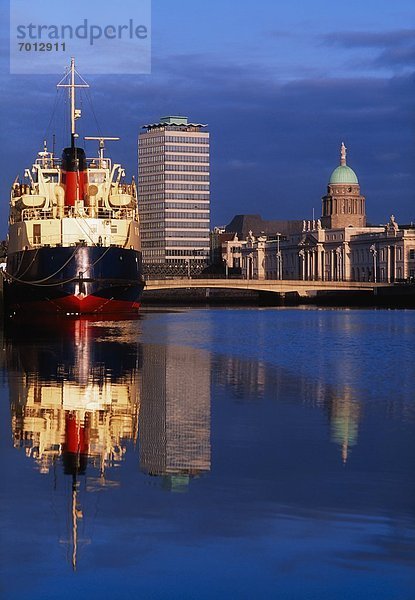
[
  {"x1": 323, "y1": 29, "x2": 415, "y2": 48},
  {"x1": 374, "y1": 45, "x2": 415, "y2": 68},
  {"x1": 0, "y1": 52, "x2": 414, "y2": 232},
  {"x1": 322, "y1": 29, "x2": 415, "y2": 72}
]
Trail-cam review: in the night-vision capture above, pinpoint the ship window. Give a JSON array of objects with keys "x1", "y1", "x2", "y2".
[
  {"x1": 89, "y1": 172, "x2": 105, "y2": 184},
  {"x1": 111, "y1": 225, "x2": 118, "y2": 233},
  {"x1": 44, "y1": 172, "x2": 59, "y2": 183},
  {"x1": 33, "y1": 224, "x2": 41, "y2": 244}
]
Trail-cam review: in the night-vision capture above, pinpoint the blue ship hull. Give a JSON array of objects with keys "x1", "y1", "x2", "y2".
[{"x1": 4, "y1": 245, "x2": 145, "y2": 316}]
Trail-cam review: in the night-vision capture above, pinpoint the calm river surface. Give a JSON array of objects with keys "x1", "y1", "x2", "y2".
[{"x1": 1, "y1": 307, "x2": 414, "y2": 599}]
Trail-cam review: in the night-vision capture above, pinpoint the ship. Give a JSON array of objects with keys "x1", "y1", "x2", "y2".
[{"x1": 3, "y1": 58, "x2": 144, "y2": 316}]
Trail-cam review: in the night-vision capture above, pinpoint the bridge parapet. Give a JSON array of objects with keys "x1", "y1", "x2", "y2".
[{"x1": 145, "y1": 278, "x2": 389, "y2": 296}]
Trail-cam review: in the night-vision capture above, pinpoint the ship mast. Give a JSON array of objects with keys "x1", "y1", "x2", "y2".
[{"x1": 57, "y1": 58, "x2": 89, "y2": 147}]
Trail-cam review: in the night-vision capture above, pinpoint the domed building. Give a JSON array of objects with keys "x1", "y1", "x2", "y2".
[
  {"x1": 321, "y1": 143, "x2": 366, "y2": 229},
  {"x1": 221, "y1": 142, "x2": 415, "y2": 284}
]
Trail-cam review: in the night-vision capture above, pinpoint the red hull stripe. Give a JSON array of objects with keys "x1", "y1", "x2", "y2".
[{"x1": 9, "y1": 294, "x2": 141, "y2": 315}]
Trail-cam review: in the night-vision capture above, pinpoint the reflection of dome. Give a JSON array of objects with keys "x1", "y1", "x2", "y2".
[{"x1": 329, "y1": 165, "x2": 358, "y2": 184}]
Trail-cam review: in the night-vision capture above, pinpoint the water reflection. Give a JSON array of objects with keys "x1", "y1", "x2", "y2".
[
  {"x1": 8, "y1": 320, "x2": 140, "y2": 475},
  {"x1": 214, "y1": 354, "x2": 362, "y2": 463},
  {"x1": 6, "y1": 318, "x2": 212, "y2": 568},
  {"x1": 7, "y1": 319, "x2": 141, "y2": 570},
  {"x1": 2, "y1": 310, "x2": 414, "y2": 598},
  {"x1": 328, "y1": 390, "x2": 360, "y2": 464},
  {"x1": 139, "y1": 344, "x2": 211, "y2": 491}
]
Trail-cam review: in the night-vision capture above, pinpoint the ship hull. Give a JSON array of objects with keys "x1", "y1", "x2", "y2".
[{"x1": 4, "y1": 246, "x2": 145, "y2": 316}]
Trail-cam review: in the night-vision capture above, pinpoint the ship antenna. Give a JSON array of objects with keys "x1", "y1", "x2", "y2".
[
  {"x1": 57, "y1": 58, "x2": 89, "y2": 148},
  {"x1": 84, "y1": 137, "x2": 120, "y2": 167}
]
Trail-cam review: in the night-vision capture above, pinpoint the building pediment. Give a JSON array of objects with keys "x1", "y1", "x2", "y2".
[{"x1": 300, "y1": 233, "x2": 319, "y2": 247}]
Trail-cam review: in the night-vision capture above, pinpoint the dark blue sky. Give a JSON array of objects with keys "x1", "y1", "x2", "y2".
[{"x1": 0, "y1": 0, "x2": 414, "y2": 236}]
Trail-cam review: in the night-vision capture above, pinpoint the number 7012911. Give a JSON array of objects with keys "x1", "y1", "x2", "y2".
[{"x1": 18, "y1": 42, "x2": 66, "y2": 51}]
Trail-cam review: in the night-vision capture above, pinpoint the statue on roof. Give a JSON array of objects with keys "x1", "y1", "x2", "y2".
[
  {"x1": 389, "y1": 215, "x2": 398, "y2": 231},
  {"x1": 340, "y1": 142, "x2": 347, "y2": 166}
]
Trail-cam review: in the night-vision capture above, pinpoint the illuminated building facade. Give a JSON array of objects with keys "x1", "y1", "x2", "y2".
[
  {"x1": 222, "y1": 144, "x2": 415, "y2": 282},
  {"x1": 138, "y1": 116, "x2": 210, "y2": 267}
]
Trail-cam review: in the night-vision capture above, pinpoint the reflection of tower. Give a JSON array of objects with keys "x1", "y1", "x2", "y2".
[
  {"x1": 328, "y1": 387, "x2": 361, "y2": 463},
  {"x1": 7, "y1": 318, "x2": 141, "y2": 569},
  {"x1": 139, "y1": 344, "x2": 211, "y2": 491},
  {"x1": 214, "y1": 355, "x2": 266, "y2": 400}
]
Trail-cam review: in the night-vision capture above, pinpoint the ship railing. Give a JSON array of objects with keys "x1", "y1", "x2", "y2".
[
  {"x1": 86, "y1": 157, "x2": 113, "y2": 171},
  {"x1": 35, "y1": 157, "x2": 61, "y2": 168},
  {"x1": 98, "y1": 207, "x2": 136, "y2": 220},
  {"x1": 62, "y1": 206, "x2": 136, "y2": 220},
  {"x1": 21, "y1": 208, "x2": 53, "y2": 221},
  {"x1": 26, "y1": 233, "x2": 129, "y2": 248},
  {"x1": 20, "y1": 206, "x2": 137, "y2": 221},
  {"x1": 109, "y1": 184, "x2": 136, "y2": 196}
]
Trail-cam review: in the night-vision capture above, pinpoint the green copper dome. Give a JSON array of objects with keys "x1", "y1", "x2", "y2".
[{"x1": 329, "y1": 165, "x2": 359, "y2": 184}]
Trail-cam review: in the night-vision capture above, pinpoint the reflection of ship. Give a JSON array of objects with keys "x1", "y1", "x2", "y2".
[
  {"x1": 3, "y1": 58, "x2": 144, "y2": 316},
  {"x1": 9, "y1": 320, "x2": 140, "y2": 473},
  {"x1": 7, "y1": 319, "x2": 140, "y2": 569},
  {"x1": 139, "y1": 344, "x2": 211, "y2": 491}
]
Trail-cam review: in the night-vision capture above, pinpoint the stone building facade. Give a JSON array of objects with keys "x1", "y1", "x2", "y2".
[{"x1": 222, "y1": 144, "x2": 415, "y2": 283}]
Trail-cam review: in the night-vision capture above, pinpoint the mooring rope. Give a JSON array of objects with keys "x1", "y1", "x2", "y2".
[
  {"x1": 2, "y1": 245, "x2": 113, "y2": 287},
  {"x1": 14, "y1": 248, "x2": 39, "y2": 279}
]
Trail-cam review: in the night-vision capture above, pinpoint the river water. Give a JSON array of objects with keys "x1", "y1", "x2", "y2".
[{"x1": 1, "y1": 307, "x2": 414, "y2": 599}]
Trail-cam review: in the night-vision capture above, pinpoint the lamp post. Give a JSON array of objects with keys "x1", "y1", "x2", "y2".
[
  {"x1": 247, "y1": 253, "x2": 253, "y2": 280},
  {"x1": 336, "y1": 246, "x2": 343, "y2": 281},
  {"x1": 370, "y1": 244, "x2": 377, "y2": 283},
  {"x1": 276, "y1": 232, "x2": 282, "y2": 280},
  {"x1": 223, "y1": 258, "x2": 229, "y2": 279},
  {"x1": 299, "y1": 249, "x2": 305, "y2": 280}
]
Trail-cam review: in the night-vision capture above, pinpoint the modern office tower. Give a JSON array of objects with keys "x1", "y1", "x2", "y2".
[{"x1": 138, "y1": 116, "x2": 210, "y2": 267}]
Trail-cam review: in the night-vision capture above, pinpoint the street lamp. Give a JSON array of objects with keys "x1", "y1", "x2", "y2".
[
  {"x1": 247, "y1": 253, "x2": 253, "y2": 280},
  {"x1": 299, "y1": 249, "x2": 305, "y2": 280},
  {"x1": 336, "y1": 246, "x2": 343, "y2": 281},
  {"x1": 276, "y1": 232, "x2": 282, "y2": 280},
  {"x1": 370, "y1": 244, "x2": 377, "y2": 283},
  {"x1": 223, "y1": 258, "x2": 229, "y2": 279}
]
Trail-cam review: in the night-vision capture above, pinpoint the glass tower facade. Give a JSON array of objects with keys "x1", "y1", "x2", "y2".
[{"x1": 138, "y1": 116, "x2": 210, "y2": 266}]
